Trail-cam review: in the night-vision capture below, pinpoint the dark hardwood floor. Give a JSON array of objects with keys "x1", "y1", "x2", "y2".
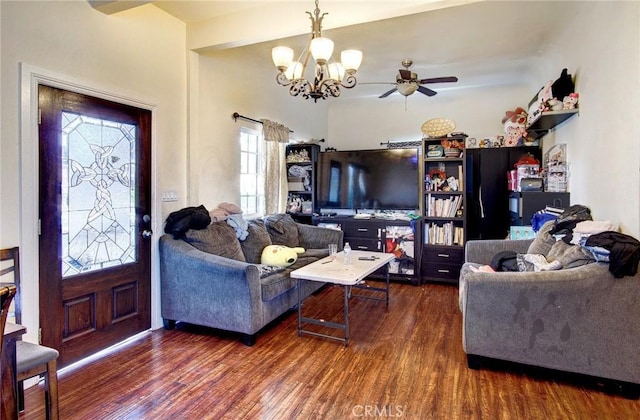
[{"x1": 22, "y1": 282, "x2": 640, "y2": 419}]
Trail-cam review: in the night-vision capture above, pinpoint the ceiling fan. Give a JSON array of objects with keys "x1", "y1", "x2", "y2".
[{"x1": 375, "y1": 59, "x2": 458, "y2": 98}]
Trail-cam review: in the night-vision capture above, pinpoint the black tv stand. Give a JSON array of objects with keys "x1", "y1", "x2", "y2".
[{"x1": 312, "y1": 215, "x2": 422, "y2": 285}]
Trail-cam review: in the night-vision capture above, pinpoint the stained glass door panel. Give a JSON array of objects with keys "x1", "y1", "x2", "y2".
[{"x1": 61, "y1": 112, "x2": 137, "y2": 277}]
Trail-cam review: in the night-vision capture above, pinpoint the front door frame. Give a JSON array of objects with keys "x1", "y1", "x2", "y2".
[{"x1": 19, "y1": 63, "x2": 161, "y2": 347}]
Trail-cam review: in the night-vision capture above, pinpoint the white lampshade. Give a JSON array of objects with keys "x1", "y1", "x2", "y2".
[
  {"x1": 272, "y1": 46, "x2": 294, "y2": 71},
  {"x1": 397, "y1": 82, "x2": 418, "y2": 96},
  {"x1": 327, "y1": 63, "x2": 345, "y2": 81},
  {"x1": 310, "y1": 37, "x2": 334, "y2": 65},
  {"x1": 285, "y1": 61, "x2": 304, "y2": 80},
  {"x1": 341, "y1": 49, "x2": 363, "y2": 73}
]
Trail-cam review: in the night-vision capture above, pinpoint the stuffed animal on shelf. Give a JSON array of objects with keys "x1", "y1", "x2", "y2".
[
  {"x1": 502, "y1": 107, "x2": 528, "y2": 147},
  {"x1": 527, "y1": 80, "x2": 553, "y2": 125},
  {"x1": 261, "y1": 245, "x2": 305, "y2": 267},
  {"x1": 563, "y1": 93, "x2": 579, "y2": 109}
]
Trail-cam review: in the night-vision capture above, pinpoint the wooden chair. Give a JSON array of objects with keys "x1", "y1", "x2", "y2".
[
  {"x1": 1, "y1": 247, "x2": 59, "y2": 420},
  {"x1": 0, "y1": 247, "x2": 21, "y2": 324},
  {"x1": 0, "y1": 284, "x2": 18, "y2": 346},
  {"x1": 16, "y1": 341, "x2": 59, "y2": 419}
]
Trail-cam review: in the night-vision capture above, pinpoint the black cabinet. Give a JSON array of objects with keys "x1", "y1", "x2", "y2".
[
  {"x1": 465, "y1": 147, "x2": 542, "y2": 240},
  {"x1": 285, "y1": 144, "x2": 320, "y2": 224},
  {"x1": 509, "y1": 191, "x2": 570, "y2": 226},
  {"x1": 313, "y1": 216, "x2": 421, "y2": 284},
  {"x1": 421, "y1": 246, "x2": 464, "y2": 283}
]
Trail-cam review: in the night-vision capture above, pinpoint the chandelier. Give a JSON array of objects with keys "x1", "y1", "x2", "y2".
[{"x1": 271, "y1": 0, "x2": 363, "y2": 102}]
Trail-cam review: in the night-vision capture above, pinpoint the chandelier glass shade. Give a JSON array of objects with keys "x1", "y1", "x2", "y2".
[{"x1": 271, "y1": 0, "x2": 363, "y2": 102}]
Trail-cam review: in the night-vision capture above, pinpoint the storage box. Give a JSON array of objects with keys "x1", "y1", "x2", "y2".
[
  {"x1": 516, "y1": 164, "x2": 540, "y2": 191},
  {"x1": 520, "y1": 178, "x2": 543, "y2": 191},
  {"x1": 510, "y1": 225, "x2": 536, "y2": 240}
]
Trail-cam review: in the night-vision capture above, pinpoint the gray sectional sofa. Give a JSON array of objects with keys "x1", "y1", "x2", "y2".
[
  {"x1": 159, "y1": 214, "x2": 343, "y2": 345},
  {"x1": 459, "y1": 222, "x2": 640, "y2": 395}
]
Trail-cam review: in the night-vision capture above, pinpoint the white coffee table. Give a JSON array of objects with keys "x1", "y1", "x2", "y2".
[{"x1": 290, "y1": 250, "x2": 395, "y2": 346}]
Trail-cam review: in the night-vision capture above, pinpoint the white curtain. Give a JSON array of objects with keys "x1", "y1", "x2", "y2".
[{"x1": 261, "y1": 119, "x2": 290, "y2": 215}]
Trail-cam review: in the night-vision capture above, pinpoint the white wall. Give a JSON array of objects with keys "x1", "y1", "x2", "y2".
[
  {"x1": 189, "y1": 46, "x2": 329, "y2": 208},
  {"x1": 539, "y1": 1, "x2": 640, "y2": 236},
  {"x1": 327, "y1": 82, "x2": 532, "y2": 150},
  {"x1": 1, "y1": 1, "x2": 187, "y2": 338}
]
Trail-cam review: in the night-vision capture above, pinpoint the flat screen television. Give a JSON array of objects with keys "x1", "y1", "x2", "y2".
[{"x1": 317, "y1": 148, "x2": 419, "y2": 211}]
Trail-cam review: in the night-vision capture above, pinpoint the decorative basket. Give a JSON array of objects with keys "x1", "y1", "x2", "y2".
[{"x1": 421, "y1": 118, "x2": 456, "y2": 137}]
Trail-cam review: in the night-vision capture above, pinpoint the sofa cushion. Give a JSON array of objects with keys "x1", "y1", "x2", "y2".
[
  {"x1": 240, "y1": 219, "x2": 272, "y2": 264},
  {"x1": 264, "y1": 214, "x2": 300, "y2": 247},
  {"x1": 527, "y1": 220, "x2": 556, "y2": 256},
  {"x1": 259, "y1": 254, "x2": 326, "y2": 302},
  {"x1": 183, "y1": 222, "x2": 245, "y2": 262},
  {"x1": 260, "y1": 270, "x2": 295, "y2": 302}
]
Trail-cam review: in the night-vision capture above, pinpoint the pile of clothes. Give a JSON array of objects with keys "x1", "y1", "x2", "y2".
[
  {"x1": 475, "y1": 205, "x2": 640, "y2": 278},
  {"x1": 164, "y1": 202, "x2": 249, "y2": 241},
  {"x1": 209, "y1": 202, "x2": 249, "y2": 240},
  {"x1": 549, "y1": 205, "x2": 640, "y2": 277}
]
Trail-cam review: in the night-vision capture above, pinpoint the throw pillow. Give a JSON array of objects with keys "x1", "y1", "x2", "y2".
[
  {"x1": 527, "y1": 220, "x2": 556, "y2": 257},
  {"x1": 264, "y1": 214, "x2": 300, "y2": 247},
  {"x1": 183, "y1": 222, "x2": 246, "y2": 262},
  {"x1": 240, "y1": 219, "x2": 272, "y2": 264}
]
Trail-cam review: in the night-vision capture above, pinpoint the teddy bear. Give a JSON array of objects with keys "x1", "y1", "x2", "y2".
[
  {"x1": 261, "y1": 245, "x2": 305, "y2": 267},
  {"x1": 502, "y1": 107, "x2": 528, "y2": 147},
  {"x1": 563, "y1": 93, "x2": 579, "y2": 110}
]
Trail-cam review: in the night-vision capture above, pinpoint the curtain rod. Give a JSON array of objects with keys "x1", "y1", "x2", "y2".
[
  {"x1": 380, "y1": 140, "x2": 422, "y2": 148},
  {"x1": 232, "y1": 112, "x2": 293, "y2": 133}
]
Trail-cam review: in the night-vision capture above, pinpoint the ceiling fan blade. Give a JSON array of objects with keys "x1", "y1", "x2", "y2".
[
  {"x1": 417, "y1": 86, "x2": 438, "y2": 97},
  {"x1": 419, "y1": 76, "x2": 458, "y2": 84},
  {"x1": 379, "y1": 87, "x2": 398, "y2": 98},
  {"x1": 399, "y1": 69, "x2": 412, "y2": 80},
  {"x1": 358, "y1": 82, "x2": 396, "y2": 85}
]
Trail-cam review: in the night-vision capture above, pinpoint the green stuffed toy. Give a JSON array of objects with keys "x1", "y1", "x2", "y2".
[{"x1": 261, "y1": 245, "x2": 305, "y2": 267}]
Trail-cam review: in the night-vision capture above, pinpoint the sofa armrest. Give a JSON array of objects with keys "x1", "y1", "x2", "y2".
[
  {"x1": 464, "y1": 238, "x2": 533, "y2": 265},
  {"x1": 297, "y1": 223, "x2": 344, "y2": 250},
  {"x1": 159, "y1": 235, "x2": 263, "y2": 334}
]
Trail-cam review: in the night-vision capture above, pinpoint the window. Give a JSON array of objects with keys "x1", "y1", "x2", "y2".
[{"x1": 239, "y1": 127, "x2": 264, "y2": 217}]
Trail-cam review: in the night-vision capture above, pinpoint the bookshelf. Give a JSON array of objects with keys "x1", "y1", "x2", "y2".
[
  {"x1": 421, "y1": 134, "x2": 467, "y2": 284},
  {"x1": 285, "y1": 143, "x2": 320, "y2": 224}
]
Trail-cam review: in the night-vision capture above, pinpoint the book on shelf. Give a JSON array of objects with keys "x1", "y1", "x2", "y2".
[
  {"x1": 425, "y1": 222, "x2": 464, "y2": 246},
  {"x1": 426, "y1": 194, "x2": 464, "y2": 218}
]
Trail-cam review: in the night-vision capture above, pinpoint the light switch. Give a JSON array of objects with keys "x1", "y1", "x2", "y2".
[{"x1": 162, "y1": 190, "x2": 178, "y2": 202}]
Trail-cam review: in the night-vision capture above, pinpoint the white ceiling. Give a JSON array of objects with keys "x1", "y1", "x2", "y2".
[{"x1": 110, "y1": 1, "x2": 579, "y2": 99}]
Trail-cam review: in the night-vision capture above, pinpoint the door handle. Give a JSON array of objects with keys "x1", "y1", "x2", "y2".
[{"x1": 142, "y1": 230, "x2": 153, "y2": 239}]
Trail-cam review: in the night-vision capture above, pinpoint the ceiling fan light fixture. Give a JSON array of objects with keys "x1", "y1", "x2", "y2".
[
  {"x1": 272, "y1": 0, "x2": 362, "y2": 102},
  {"x1": 397, "y1": 82, "x2": 418, "y2": 96}
]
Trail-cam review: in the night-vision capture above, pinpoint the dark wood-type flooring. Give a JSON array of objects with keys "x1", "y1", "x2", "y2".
[{"x1": 22, "y1": 282, "x2": 640, "y2": 419}]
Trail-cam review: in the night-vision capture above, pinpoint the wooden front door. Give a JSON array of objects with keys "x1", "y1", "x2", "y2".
[{"x1": 38, "y1": 85, "x2": 152, "y2": 367}]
